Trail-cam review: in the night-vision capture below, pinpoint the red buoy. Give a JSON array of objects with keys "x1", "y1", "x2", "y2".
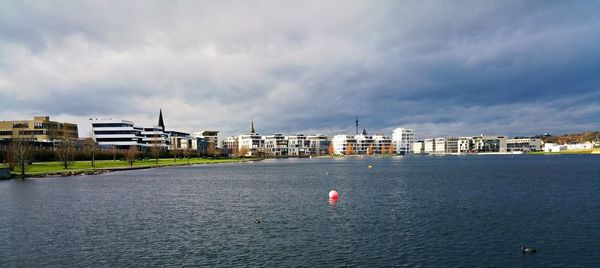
[{"x1": 329, "y1": 190, "x2": 339, "y2": 200}]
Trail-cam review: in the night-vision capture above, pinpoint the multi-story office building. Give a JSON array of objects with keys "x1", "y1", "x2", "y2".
[
  {"x1": 0, "y1": 116, "x2": 78, "y2": 141},
  {"x1": 141, "y1": 126, "x2": 170, "y2": 149},
  {"x1": 472, "y1": 135, "x2": 507, "y2": 153},
  {"x1": 91, "y1": 110, "x2": 196, "y2": 150},
  {"x1": 392, "y1": 128, "x2": 415, "y2": 155},
  {"x1": 507, "y1": 138, "x2": 542, "y2": 152},
  {"x1": 91, "y1": 119, "x2": 143, "y2": 148}
]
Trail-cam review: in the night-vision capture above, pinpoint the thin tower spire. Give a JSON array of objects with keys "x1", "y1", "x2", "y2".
[
  {"x1": 250, "y1": 119, "x2": 255, "y2": 134},
  {"x1": 158, "y1": 109, "x2": 165, "y2": 131}
]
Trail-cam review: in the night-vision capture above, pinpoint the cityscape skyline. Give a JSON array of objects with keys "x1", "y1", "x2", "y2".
[{"x1": 1, "y1": 1, "x2": 599, "y2": 138}]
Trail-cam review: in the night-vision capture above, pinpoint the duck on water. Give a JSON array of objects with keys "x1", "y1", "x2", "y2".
[{"x1": 522, "y1": 246, "x2": 537, "y2": 254}]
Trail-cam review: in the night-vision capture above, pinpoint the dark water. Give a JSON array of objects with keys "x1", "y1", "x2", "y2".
[{"x1": 1, "y1": 155, "x2": 599, "y2": 267}]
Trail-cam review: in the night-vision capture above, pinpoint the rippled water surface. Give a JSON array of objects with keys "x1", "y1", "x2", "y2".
[{"x1": 1, "y1": 155, "x2": 600, "y2": 267}]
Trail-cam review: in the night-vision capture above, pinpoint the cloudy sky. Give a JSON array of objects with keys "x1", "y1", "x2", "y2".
[{"x1": 1, "y1": 1, "x2": 598, "y2": 139}]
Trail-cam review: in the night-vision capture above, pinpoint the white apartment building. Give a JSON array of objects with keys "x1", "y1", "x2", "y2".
[
  {"x1": 424, "y1": 139, "x2": 436, "y2": 154},
  {"x1": 286, "y1": 134, "x2": 310, "y2": 156},
  {"x1": 392, "y1": 128, "x2": 415, "y2": 155},
  {"x1": 238, "y1": 133, "x2": 264, "y2": 157},
  {"x1": 458, "y1": 137, "x2": 472, "y2": 154},
  {"x1": 332, "y1": 135, "x2": 357, "y2": 155},
  {"x1": 332, "y1": 134, "x2": 391, "y2": 155},
  {"x1": 222, "y1": 136, "x2": 238, "y2": 154},
  {"x1": 544, "y1": 142, "x2": 593, "y2": 152},
  {"x1": 412, "y1": 141, "x2": 424, "y2": 154},
  {"x1": 434, "y1": 138, "x2": 446, "y2": 154},
  {"x1": 263, "y1": 133, "x2": 288, "y2": 156}
]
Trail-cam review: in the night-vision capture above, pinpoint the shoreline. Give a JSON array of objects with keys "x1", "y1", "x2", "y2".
[{"x1": 5, "y1": 158, "x2": 260, "y2": 179}]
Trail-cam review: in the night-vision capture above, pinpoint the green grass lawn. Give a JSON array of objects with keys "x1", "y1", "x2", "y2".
[{"x1": 9, "y1": 157, "x2": 249, "y2": 177}]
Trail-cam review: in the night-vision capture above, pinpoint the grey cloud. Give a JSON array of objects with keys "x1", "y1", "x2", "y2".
[{"x1": 0, "y1": 1, "x2": 598, "y2": 139}]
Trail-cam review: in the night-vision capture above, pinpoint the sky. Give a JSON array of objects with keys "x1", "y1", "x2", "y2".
[{"x1": 0, "y1": 0, "x2": 599, "y2": 139}]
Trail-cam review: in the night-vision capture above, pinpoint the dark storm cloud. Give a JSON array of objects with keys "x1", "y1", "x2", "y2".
[{"x1": 0, "y1": 0, "x2": 598, "y2": 138}]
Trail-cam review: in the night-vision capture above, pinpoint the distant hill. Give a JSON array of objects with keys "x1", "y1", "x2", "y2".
[{"x1": 538, "y1": 132, "x2": 600, "y2": 144}]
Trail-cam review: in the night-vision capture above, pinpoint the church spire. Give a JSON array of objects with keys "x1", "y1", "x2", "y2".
[
  {"x1": 250, "y1": 119, "x2": 255, "y2": 134},
  {"x1": 158, "y1": 109, "x2": 165, "y2": 131}
]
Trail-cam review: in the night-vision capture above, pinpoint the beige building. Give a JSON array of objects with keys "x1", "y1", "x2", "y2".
[{"x1": 0, "y1": 116, "x2": 78, "y2": 141}]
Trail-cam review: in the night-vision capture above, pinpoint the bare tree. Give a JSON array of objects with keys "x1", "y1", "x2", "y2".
[
  {"x1": 172, "y1": 148, "x2": 179, "y2": 162},
  {"x1": 125, "y1": 146, "x2": 139, "y2": 167},
  {"x1": 149, "y1": 139, "x2": 162, "y2": 164},
  {"x1": 110, "y1": 145, "x2": 117, "y2": 161},
  {"x1": 328, "y1": 143, "x2": 334, "y2": 156},
  {"x1": 207, "y1": 143, "x2": 217, "y2": 157},
  {"x1": 83, "y1": 137, "x2": 98, "y2": 169},
  {"x1": 182, "y1": 147, "x2": 191, "y2": 164},
  {"x1": 7, "y1": 139, "x2": 31, "y2": 178},
  {"x1": 56, "y1": 138, "x2": 76, "y2": 169}
]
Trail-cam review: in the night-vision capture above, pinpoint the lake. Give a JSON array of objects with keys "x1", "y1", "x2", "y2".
[{"x1": 1, "y1": 155, "x2": 599, "y2": 267}]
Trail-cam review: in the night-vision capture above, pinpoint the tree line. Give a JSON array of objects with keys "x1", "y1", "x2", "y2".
[{"x1": 1, "y1": 138, "x2": 223, "y2": 178}]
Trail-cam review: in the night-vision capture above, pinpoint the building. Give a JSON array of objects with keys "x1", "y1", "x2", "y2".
[
  {"x1": 433, "y1": 137, "x2": 459, "y2": 154},
  {"x1": 331, "y1": 133, "x2": 391, "y2": 155},
  {"x1": 507, "y1": 138, "x2": 543, "y2": 152},
  {"x1": 195, "y1": 130, "x2": 219, "y2": 149},
  {"x1": 91, "y1": 119, "x2": 142, "y2": 148},
  {"x1": 457, "y1": 137, "x2": 473, "y2": 154},
  {"x1": 412, "y1": 141, "x2": 424, "y2": 154},
  {"x1": 434, "y1": 138, "x2": 446, "y2": 154},
  {"x1": 286, "y1": 134, "x2": 310, "y2": 156},
  {"x1": 471, "y1": 135, "x2": 507, "y2": 153},
  {"x1": 392, "y1": 128, "x2": 415, "y2": 155},
  {"x1": 544, "y1": 142, "x2": 593, "y2": 152},
  {"x1": 424, "y1": 139, "x2": 436, "y2": 154},
  {"x1": 91, "y1": 110, "x2": 195, "y2": 151},
  {"x1": 332, "y1": 135, "x2": 357, "y2": 155},
  {"x1": 0, "y1": 116, "x2": 78, "y2": 142},
  {"x1": 263, "y1": 133, "x2": 288, "y2": 156},
  {"x1": 221, "y1": 136, "x2": 239, "y2": 155},
  {"x1": 141, "y1": 126, "x2": 170, "y2": 149},
  {"x1": 307, "y1": 134, "x2": 331, "y2": 156},
  {"x1": 237, "y1": 120, "x2": 263, "y2": 156}
]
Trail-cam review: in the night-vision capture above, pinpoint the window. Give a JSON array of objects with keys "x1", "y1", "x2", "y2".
[{"x1": 12, "y1": 122, "x2": 29, "y2": 128}]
